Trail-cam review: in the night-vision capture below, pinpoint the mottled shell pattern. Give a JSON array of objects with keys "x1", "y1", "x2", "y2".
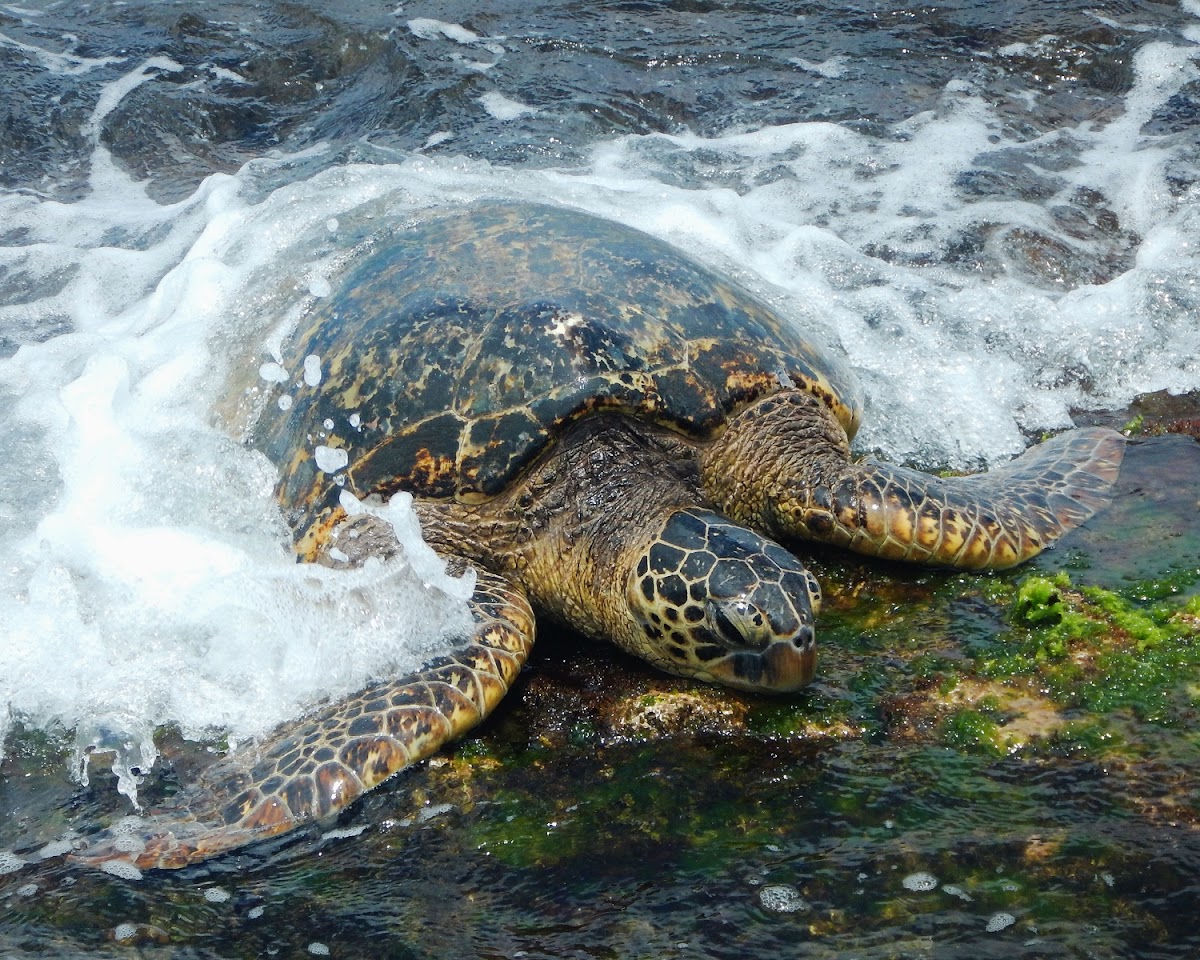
[{"x1": 249, "y1": 203, "x2": 863, "y2": 547}]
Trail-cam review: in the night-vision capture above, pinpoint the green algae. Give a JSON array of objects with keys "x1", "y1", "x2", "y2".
[
  {"x1": 977, "y1": 572, "x2": 1200, "y2": 723},
  {"x1": 3, "y1": 437, "x2": 1198, "y2": 958}
]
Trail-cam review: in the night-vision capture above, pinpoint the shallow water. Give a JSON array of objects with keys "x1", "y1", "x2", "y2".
[{"x1": 1, "y1": 0, "x2": 1199, "y2": 956}]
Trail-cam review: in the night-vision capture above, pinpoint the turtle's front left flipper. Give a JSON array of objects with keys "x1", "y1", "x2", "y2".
[
  {"x1": 792, "y1": 426, "x2": 1126, "y2": 568},
  {"x1": 705, "y1": 392, "x2": 1125, "y2": 570},
  {"x1": 72, "y1": 569, "x2": 534, "y2": 872}
]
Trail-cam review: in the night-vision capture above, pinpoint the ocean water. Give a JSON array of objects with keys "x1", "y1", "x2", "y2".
[
  {"x1": 0, "y1": 1, "x2": 1198, "y2": 950},
  {"x1": 2, "y1": 0, "x2": 1198, "y2": 807}
]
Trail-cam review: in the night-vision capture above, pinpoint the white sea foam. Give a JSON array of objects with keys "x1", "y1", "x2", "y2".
[
  {"x1": 407, "y1": 17, "x2": 506, "y2": 58},
  {"x1": 758, "y1": 884, "x2": 808, "y2": 913},
  {"x1": 2, "y1": 24, "x2": 1199, "y2": 814},
  {"x1": 112, "y1": 922, "x2": 138, "y2": 941},
  {"x1": 0, "y1": 851, "x2": 26, "y2": 874},
  {"x1": 477, "y1": 92, "x2": 539, "y2": 121},
  {"x1": 986, "y1": 911, "x2": 1016, "y2": 932},
  {"x1": 0, "y1": 29, "x2": 125, "y2": 75},
  {"x1": 902, "y1": 871, "x2": 939, "y2": 892}
]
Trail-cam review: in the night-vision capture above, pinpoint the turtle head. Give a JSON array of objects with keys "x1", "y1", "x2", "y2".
[{"x1": 623, "y1": 508, "x2": 819, "y2": 693}]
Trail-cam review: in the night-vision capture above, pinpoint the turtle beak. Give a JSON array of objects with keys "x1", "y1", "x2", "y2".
[{"x1": 706, "y1": 632, "x2": 816, "y2": 693}]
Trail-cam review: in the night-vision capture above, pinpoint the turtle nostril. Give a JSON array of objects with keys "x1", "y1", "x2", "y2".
[{"x1": 792, "y1": 625, "x2": 814, "y2": 650}]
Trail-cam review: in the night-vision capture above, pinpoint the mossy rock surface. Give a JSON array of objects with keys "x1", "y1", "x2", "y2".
[{"x1": 3, "y1": 426, "x2": 1199, "y2": 958}]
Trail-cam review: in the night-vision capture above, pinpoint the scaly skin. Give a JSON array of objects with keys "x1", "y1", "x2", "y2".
[
  {"x1": 73, "y1": 422, "x2": 821, "y2": 871},
  {"x1": 622, "y1": 507, "x2": 818, "y2": 691},
  {"x1": 72, "y1": 569, "x2": 534, "y2": 872},
  {"x1": 70, "y1": 205, "x2": 1126, "y2": 873},
  {"x1": 702, "y1": 390, "x2": 1125, "y2": 569}
]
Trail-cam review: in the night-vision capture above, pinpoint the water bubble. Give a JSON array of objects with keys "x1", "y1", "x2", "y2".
[
  {"x1": 36, "y1": 839, "x2": 74, "y2": 860},
  {"x1": 113, "y1": 923, "x2": 137, "y2": 942},
  {"x1": 248, "y1": 905, "x2": 265, "y2": 919},
  {"x1": 258, "y1": 362, "x2": 288, "y2": 383},
  {"x1": 0, "y1": 851, "x2": 26, "y2": 874},
  {"x1": 314, "y1": 445, "x2": 348, "y2": 473},
  {"x1": 986, "y1": 911, "x2": 1016, "y2": 932},
  {"x1": 16, "y1": 882, "x2": 38, "y2": 897},
  {"x1": 303, "y1": 354, "x2": 323, "y2": 387},
  {"x1": 902, "y1": 872, "x2": 938, "y2": 892},
  {"x1": 204, "y1": 887, "x2": 231, "y2": 903},
  {"x1": 98, "y1": 860, "x2": 143, "y2": 881},
  {"x1": 942, "y1": 884, "x2": 974, "y2": 902},
  {"x1": 322, "y1": 824, "x2": 368, "y2": 841},
  {"x1": 758, "y1": 884, "x2": 808, "y2": 913},
  {"x1": 308, "y1": 943, "x2": 330, "y2": 956}
]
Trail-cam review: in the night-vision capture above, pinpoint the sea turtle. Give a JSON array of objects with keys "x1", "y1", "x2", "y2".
[{"x1": 76, "y1": 202, "x2": 1123, "y2": 871}]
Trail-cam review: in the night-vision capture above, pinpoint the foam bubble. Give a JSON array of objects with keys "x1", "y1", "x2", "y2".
[
  {"x1": 408, "y1": 18, "x2": 483, "y2": 45},
  {"x1": 112, "y1": 922, "x2": 138, "y2": 941},
  {"x1": 99, "y1": 860, "x2": 143, "y2": 881},
  {"x1": 204, "y1": 887, "x2": 231, "y2": 903},
  {"x1": 36, "y1": 839, "x2": 74, "y2": 860},
  {"x1": 259, "y1": 362, "x2": 288, "y2": 383},
  {"x1": 322, "y1": 824, "x2": 368, "y2": 841},
  {"x1": 986, "y1": 911, "x2": 1016, "y2": 932},
  {"x1": 415, "y1": 802, "x2": 455, "y2": 824},
  {"x1": 406, "y1": 18, "x2": 506, "y2": 57},
  {"x1": 758, "y1": 884, "x2": 808, "y2": 913},
  {"x1": 0, "y1": 851, "x2": 26, "y2": 874},
  {"x1": 308, "y1": 943, "x2": 330, "y2": 956},
  {"x1": 478, "y1": 92, "x2": 539, "y2": 121},
  {"x1": 314, "y1": 444, "x2": 349, "y2": 473},
  {"x1": 902, "y1": 872, "x2": 939, "y2": 892}
]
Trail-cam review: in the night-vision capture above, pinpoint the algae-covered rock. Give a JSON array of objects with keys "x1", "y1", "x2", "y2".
[{"x1": 3, "y1": 429, "x2": 1198, "y2": 959}]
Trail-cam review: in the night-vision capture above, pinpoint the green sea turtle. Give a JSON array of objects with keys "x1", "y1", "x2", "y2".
[{"x1": 76, "y1": 202, "x2": 1123, "y2": 871}]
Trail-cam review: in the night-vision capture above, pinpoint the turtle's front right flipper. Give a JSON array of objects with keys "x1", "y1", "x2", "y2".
[{"x1": 72, "y1": 569, "x2": 534, "y2": 872}]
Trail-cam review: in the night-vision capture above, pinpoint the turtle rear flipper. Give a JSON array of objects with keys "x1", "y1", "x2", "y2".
[
  {"x1": 789, "y1": 427, "x2": 1126, "y2": 569},
  {"x1": 72, "y1": 570, "x2": 534, "y2": 872}
]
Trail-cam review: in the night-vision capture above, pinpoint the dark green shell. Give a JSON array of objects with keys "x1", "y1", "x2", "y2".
[{"x1": 250, "y1": 203, "x2": 862, "y2": 546}]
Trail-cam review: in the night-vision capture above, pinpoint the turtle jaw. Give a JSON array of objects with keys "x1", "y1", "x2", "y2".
[{"x1": 704, "y1": 639, "x2": 816, "y2": 693}]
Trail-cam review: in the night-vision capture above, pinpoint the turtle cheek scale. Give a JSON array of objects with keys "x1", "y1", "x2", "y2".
[{"x1": 624, "y1": 508, "x2": 818, "y2": 693}]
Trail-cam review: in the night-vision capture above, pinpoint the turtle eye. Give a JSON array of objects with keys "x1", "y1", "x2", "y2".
[{"x1": 705, "y1": 598, "x2": 762, "y2": 650}]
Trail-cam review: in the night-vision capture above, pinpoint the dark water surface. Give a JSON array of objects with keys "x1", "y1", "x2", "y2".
[{"x1": 2, "y1": 2, "x2": 1200, "y2": 957}]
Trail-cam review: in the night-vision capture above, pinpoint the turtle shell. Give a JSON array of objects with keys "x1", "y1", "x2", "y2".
[{"x1": 249, "y1": 203, "x2": 862, "y2": 545}]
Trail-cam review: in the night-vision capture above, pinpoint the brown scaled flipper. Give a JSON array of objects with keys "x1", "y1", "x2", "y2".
[
  {"x1": 72, "y1": 570, "x2": 534, "y2": 872},
  {"x1": 703, "y1": 390, "x2": 1125, "y2": 569}
]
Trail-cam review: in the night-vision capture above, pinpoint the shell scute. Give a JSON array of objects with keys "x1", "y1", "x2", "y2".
[{"x1": 251, "y1": 203, "x2": 862, "y2": 539}]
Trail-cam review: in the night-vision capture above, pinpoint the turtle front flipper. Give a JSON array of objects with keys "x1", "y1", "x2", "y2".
[
  {"x1": 72, "y1": 569, "x2": 534, "y2": 872},
  {"x1": 704, "y1": 390, "x2": 1125, "y2": 570},
  {"x1": 791, "y1": 426, "x2": 1126, "y2": 568}
]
